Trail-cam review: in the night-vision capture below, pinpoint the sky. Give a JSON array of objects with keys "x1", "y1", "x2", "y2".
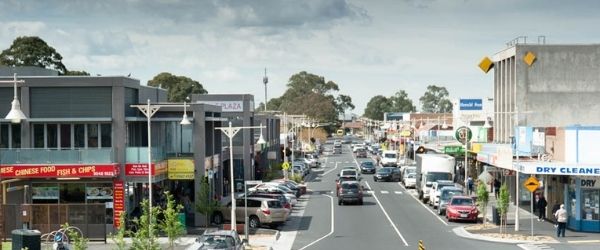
[{"x1": 1, "y1": 0, "x2": 600, "y2": 114}]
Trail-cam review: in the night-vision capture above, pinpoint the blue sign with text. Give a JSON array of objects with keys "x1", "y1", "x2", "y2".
[{"x1": 459, "y1": 99, "x2": 483, "y2": 110}]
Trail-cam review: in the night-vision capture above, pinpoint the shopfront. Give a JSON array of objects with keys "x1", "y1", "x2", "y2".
[{"x1": 124, "y1": 161, "x2": 168, "y2": 216}]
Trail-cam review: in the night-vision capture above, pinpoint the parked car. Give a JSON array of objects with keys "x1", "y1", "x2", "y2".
[
  {"x1": 212, "y1": 197, "x2": 288, "y2": 229},
  {"x1": 428, "y1": 180, "x2": 457, "y2": 208},
  {"x1": 250, "y1": 187, "x2": 297, "y2": 206},
  {"x1": 246, "y1": 192, "x2": 292, "y2": 212},
  {"x1": 338, "y1": 181, "x2": 364, "y2": 205},
  {"x1": 437, "y1": 187, "x2": 464, "y2": 215},
  {"x1": 446, "y1": 196, "x2": 478, "y2": 223},
  {"x1": 401, "y1": 166, "x2": 416, "y2": 181},
  {"x1": 373, "y1": 167, "x2": 401, "y2": 182},
  {"x1": 250, "y1": 184, "x2": 298, "y2": 204},
  {"x1": 307, "y1": 154, "x2": 320, "y2": 168},
  {"x1": 355, "y1": 148, "x2": 368, "y2": 158},
  {"x1": 403, "y1": 173, "x2": 417, "y2": 188},
  {"x1": 186, "y1": 230, "x2": 244, "y2": 250},
  {"x1": 359, "y1": 161, "x2": 376, "y2": 174},
  {"x1": 272, "y1": 179, "x2": 306, "y2": 195}
]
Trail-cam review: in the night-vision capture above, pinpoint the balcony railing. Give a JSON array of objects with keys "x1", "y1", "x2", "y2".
[
  {"x1": 125, "y1": 147, "x2": 166, "y2": 163},
  {"x1": 0, "y1": 148, "x2": 114, "y2": 164}
]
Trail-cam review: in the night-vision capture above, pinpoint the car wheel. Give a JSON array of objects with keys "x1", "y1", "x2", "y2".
[
  {"x1": 373, "y1": 178, "x2": 377, "y2": 182},
  {"x1": 437, "y1": 208, "x2": 441, "y2": 215},
  {"x1": 249, "y1": 216, "x2": 260, "y2": 228},
  {"x1": 359, "y1": 199, "x2": 363, "y2": 205},
  {"x1": 212, "y1": 212, "x2": 224, "y2": 225},
  {"x1": 338, "y1": 200, "x2": 343, "y2": 206}
]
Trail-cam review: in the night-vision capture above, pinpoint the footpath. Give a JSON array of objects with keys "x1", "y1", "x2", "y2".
[{"x1": 454, "y1": 194, "x2": 600, "y2": 246}]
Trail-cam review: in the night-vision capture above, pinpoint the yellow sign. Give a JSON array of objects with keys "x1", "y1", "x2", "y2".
[
  {"x1": 400, "y1": 130, "x2": 411, "y2": 137},
  {"x1": 167, "y1": 159, "x2": 194, "y2": 180},
  {"x1": 524, "y1": 176, "x2": 540, "y2": 193},
  {"x1": 524, "y1": 51, "x2": 536, "y2": 66},
  {"x1": 282, "y1": 162, "x2": 291, "y2": 171},
  {"x1": 478, "y1": 56, "x2": 493, "y2": 73}
]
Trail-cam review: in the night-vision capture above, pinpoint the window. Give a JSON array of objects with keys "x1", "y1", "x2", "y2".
[
  {"x1": 60, "y1": 124, "x2": 71, "y2": 149},
  {"x1": 0, "y1": 124, "x2": 8, "y2": 148},
  {"x1": 87, "y1": 124, "x2": 99, "y2": 148},
  {"x1": 581, "y1": 189, "x2": 600, "y2": 220},
  {"x1": 60, "y1": 183, "x2": 85, "y2": 203},
  {"x1": 47, "y1": 124, "x2": 57, "y2": 148},
  {"x1": 74, "y1": 124, "x2": 85, "y2": 148},
  {"x1": 11, "y1": 124, "x2": 20, "y2": 148},
  {"x1": 33, "y1": 124, "x2": 45, "y2": 148},
  {"x1": 101, "y1": 124, "x2": 111, "y2": 148}
]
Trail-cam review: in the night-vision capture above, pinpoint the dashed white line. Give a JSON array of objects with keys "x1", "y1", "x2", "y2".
[
  {"x1": 394, "y1": 191, "x2": 403, "y2": 194},
  {"x1": 366, "y1": 191, "x2": 374, "y2": 194},
  {"x1": 298, "y1": 194, "x2": 335, "y2": 250},
  {"x1": 397, "y1": 182, "x2": 449, "y2": 226},
  {"x1": 380, "y1": 190, "x2": 389, "y2": 194},
  {"x1": 365, "y1": 181, "x2": 409, "y2": 246}
]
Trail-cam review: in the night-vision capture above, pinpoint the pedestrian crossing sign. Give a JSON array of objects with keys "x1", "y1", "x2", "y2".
[{"x1": 282, "y1": 162, "x2": 291, "y2": 170}]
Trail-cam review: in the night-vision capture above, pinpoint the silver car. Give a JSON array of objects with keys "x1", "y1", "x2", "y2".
[{"x1": 186, "y1": 230, "x2": 244, "y2": 250}]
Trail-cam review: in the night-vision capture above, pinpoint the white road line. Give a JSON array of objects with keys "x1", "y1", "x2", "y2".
[
  {"x1": 322, "y1": 162, "x2": 339, "y2": 176},
  {"x1": 364, "y1": 181, "x2": 409, "y2": 246},
  {"x1": 380, "y1": 190, "x2": 389, "y2": 194},
  {"x1": 367, "y1": 191, "x2": 374, "y2": 194},
  {"x1": 298, "y1": 194, "x2": 334, "y2": 250},
  {"x1": 397, "y1": 182, "x2": 449, "y2": 226},
  {"x1": 394, "y1": 191, "x2": 403, "y2": 194}
]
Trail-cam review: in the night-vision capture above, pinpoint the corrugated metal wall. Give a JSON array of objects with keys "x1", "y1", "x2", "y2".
[{"x1": 30, "y1": 87, "x2": 112, "y2": 118}]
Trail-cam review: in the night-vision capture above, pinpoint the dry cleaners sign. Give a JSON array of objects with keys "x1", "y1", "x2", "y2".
[{"x1": 199, "y1": 101, "x2": 244, "y2": 112}]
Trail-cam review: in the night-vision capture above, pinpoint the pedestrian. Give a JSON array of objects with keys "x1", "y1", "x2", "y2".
[
  {"x1": 223, "y1": 178, "x2": 229, "y2": 197},
  {"x1": 554, "y1": 204, "x2": 568, "y2": 237},
  {"x1": 551, "y1": 200, "x2": 561, "y2": 227},
  {"x1": 375, "y1": 154, "x2": 381, "y2": 166},
  {"x1": 537, "y1": 194, "x2": 548, "y2": 221},
  {"x1": 467, "y1": 177, "x2": 474, "y2": 195},
  {"x1": 493, "y1": 178, "x2": 501, "y2": 199}
]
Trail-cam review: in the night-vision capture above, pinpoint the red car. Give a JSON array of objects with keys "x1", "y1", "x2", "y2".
[{"x1": 445, "y1": 196, "x2": 478, "y2": 222}]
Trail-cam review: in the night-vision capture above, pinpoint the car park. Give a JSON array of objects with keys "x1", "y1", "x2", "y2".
[
  {"x1": 186, "y1": 230, "x2": 244, "y2": 250},
  {"x1": 437, "y1": 187, "x2": 464, "y2": 215},
  {"x1": 338, "y1": 181, "x2": 364, "y2": 205},
  {"x1": 212, "y1": 197, "x2": 288, "y2": 229},
  {"x1": 373, "y1": 167, "x2": 401, "y2": 182},
  {"x1": 446, "y1": 196, "x2": 478, "y2": 223},
  {"x1": 428, "y1": 180, "x2": 457, "y2": 208},
  {"x1": 359, "y1": 161, "x2": 376, "y2": 174}
]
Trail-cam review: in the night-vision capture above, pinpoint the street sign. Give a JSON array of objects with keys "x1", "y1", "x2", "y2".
[
  {"x1": 454, "y1": 126, "x2": 472, "y2": 145},
  {"x1": 524, "y1": 176, "x2": 540, "y2": 192},
  {"x1": 282, "y1": 162, "x2": 291, "y2": 170},
  {"x1": 245, "y1": 180, "x2": 263, "y2": 185}
]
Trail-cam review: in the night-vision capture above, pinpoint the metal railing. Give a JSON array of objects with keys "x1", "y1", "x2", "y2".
[
  {"x1": 125, "y1": 147, "x2": 166, "y2": 163},
  {"x1": 0, "y1": 148, "x2": 114, "y2": 164}
]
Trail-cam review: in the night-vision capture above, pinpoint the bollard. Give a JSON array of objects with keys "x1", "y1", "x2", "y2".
[{"x1": 418, "y1": 240, "x2": 425, "y2": 250}]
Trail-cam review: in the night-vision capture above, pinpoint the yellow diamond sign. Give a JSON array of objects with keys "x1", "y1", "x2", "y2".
[
  {"x1": 524, "y1": 176, "x2": 540, "y2": 193},
  {"x1": 524, "y1": 51, "x2": 536, "y2": 66},
  {"x1": 478, "y1": 57, "x2": 493, "y2": 73}
]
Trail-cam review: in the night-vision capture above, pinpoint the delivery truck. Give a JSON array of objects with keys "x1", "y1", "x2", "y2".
[{"x1": 416, "y1": 153, "x2": 455, "y2": 203}]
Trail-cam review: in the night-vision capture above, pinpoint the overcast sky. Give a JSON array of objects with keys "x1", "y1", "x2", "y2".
[{"x1": 1, "y1": 0, "x2": 600, "y2": 113}]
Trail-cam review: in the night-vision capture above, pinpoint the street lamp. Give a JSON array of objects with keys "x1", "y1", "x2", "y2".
[
  {"x1": 1, "y1": 74, "x2": 27, "y2": 123},
  {"x1": 263, "y1": 68, "x2": 268, "y2": 112},
  {"x1": 215, "y1": 122, "x2": 265, "y2": 232},
  {"x1": 131, "y1": 99, "x2": 191, "y2": 238}
]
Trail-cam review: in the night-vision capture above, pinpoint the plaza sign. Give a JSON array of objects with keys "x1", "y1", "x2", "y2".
[
  {"x1": 459, "y1": 99, "x2": 483, "y2": 110},
  {"x1": 197, "y1": 101, "x2": 244, "y2": 112}
]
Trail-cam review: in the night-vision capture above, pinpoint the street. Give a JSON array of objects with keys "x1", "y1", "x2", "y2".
[{"x1": 289, "y1": 142, "x2": 519, "y2": 250}]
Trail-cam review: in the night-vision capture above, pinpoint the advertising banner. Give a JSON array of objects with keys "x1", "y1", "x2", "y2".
[
  {"x1": 113, "y1": 180, "x2": 125, "y2": 228},
  {"x1": 167, "y1": 159, "x2": 194, "y2": 180},
  {"x1": 125, "y1": 162, "x2": 167, "y2": 176},
  {"x1": 0, "y1": 164, "x2": 117, "y2": 178}
]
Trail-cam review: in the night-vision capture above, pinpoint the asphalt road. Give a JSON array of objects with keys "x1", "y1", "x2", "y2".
[{"x1": 290, "y1": 142, "x2": 520, "y2": 250}]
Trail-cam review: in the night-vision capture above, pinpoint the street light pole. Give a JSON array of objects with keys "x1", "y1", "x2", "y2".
[
  {"x1": 263, "y1": 68, "x2": 268, "y2": 112},
  {"x1": 1, "y1": 73, "x2": 27, "y2": 123},
  {"x1": 215, "y1": 122, "x2": 265, "y2": 232}
]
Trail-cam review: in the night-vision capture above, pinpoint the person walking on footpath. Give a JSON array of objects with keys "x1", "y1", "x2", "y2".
[
  {"x1": 537, "y1": 194, "x2": 548, "y2": 221},
  {"x1": 467, "y1": 177, "x2": 474, "y2": 195},
  {"x1": 554, "y1": 204, "x2": 568, "y2": 237},
  {"x1": 493, "y1": 178, "x2": 501, "y2": 198}
]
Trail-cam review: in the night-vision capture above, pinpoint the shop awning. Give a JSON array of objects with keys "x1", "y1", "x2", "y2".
[{"x1": 515, "y1": 161, "x2": 600, "y2": 177}]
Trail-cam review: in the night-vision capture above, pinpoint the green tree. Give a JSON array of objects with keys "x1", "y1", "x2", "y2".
[
  {"x1": 0, "y1": 36, "x2": 67, "y2": 74},
  {"x1": 131, "y1": 199, "x2": 160, "y2": 250},
  {"x1": 476, "y1": 181, "x2": 489, "y2": 225},
  {"x1": 277, "y1": 71, "x2": 341, "y2": 122},
  {"x1": 110, "y1": 212, "x2": 127, "y2": 250},
  {"x1": 497, "y1": 183, "x2": 510, "y2": 234},
  {"x1": 363, "y1": 95, "x2": 392, "y2": 120},
  {"x1": 61, "y1": 223, "x2": 88, "y2": 250},
  {"x1": 335, "y1": 94, "x2": 355, "y2": 115},
  {"x1": 196, "y1": 179, "x2": 221, "y2": 229},
  {"x1": 389, "y1": 90, "x2": 416, "y2": 112},
  {"x1": 148, "y1": 72, "x2": 208, "y2": 102},
  {"x1": 64, "y1": 70, "x2": 91, "y2": 76},
  {"x1": 419, "y1": 85, "x2": 453, "y2": 113},
  {"x1": 160, "y1": 191, "x2": 185, "y2": 250}
]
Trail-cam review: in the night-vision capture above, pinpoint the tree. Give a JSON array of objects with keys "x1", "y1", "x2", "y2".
[
  {"x1": 131, "y1": 199, "x2": 160, "y2": 250},
  {"x1": 389, "y1": 90, "x2": 416, "y2": 112},
  {"x1": 335, "y1": 94, "x2": 355, "y2": 115},
  {"x1": 196, "y1": 179, "x2": 220, "y2": 229},
  {"x1": 476, "y1": 180, "x2": 489, "y2": 225},
  {"x1": 64, "y1": 70, "x2": 91, "y2": 76},
  {"x1": 363, "y1": 95, "x2": 392, "y2": 120},
  {"x1": 419, "y1": 85, "x2": 453, "y2": 113},
  {"x1": 497, "y1": 183, "x2": 510, "y2": 234},
  {"x1": 148, "y1": 72, "x2": 208, "y2": 102},
  {"x1": 0, "y1": 36, "x2": 67, "y2": 74},
  {"x1": 160, "y1": 191, "x2": 185, "y2": 250}
]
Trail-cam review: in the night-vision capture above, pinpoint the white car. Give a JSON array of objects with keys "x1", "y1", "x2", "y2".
[
  {"x1": 250, "y1": 183, "x2": 298, "y2": 205},
  {"x1": 428, "y1": 180, "x2": 456, "y2": 208},
  {"x1": 403, "y1": 173, "x2": 417, "y2": 188}
]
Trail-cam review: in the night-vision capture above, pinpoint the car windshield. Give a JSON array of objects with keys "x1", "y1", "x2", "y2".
[
  {"x1": 407, "y1": 173, "x2": 416, "y2": 178},
  {"x1": 441, "y1": 190, "x2": 463, "y2": 200},
  {"x1": 362, "y1": 162, "x2": 374, "y2": 167},
  {"x1": 451, "y1": 198, "x2": 474, "y2": 205},
  {"x1": 384, "y1": 153, "x2": 396, "y2": 158},
  {"x1": 437, "y1": 183, "x2": 455, "y2": 190},
  {"x1": 406, "y1": 168, "x2": 416, "y2": 174},
  {"x1": 377, "y1": 168, "x2": 391, "y2": 173},
  {"x1": 198, "y1": 235, "x2": 236, "y2": 249}
]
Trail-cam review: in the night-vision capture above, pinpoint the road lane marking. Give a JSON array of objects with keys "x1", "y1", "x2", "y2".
[
  {"x1": 397, "y1": 182, "x2": 449, "y2": 226},
  {"x1": 367, "y1": 191, "x2": 374, "y2": 194},
  {"x1": 322, "y1": 162, "x2": 339, "y2": 176},
  {"x1": 298, "y1": 194, "x2": 334, "y2": 250},
  {"x1": 394, "y1": 191, "x2": 403, "y2": 194},
  {"x1": 381, "y1": 190, "x2": 389, "y2": 194},
  {"x1": 364, "y1": 181, "x2": 409, "y2": 246}
]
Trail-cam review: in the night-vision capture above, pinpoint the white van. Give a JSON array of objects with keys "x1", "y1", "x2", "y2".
[{"x1": 381, "y1": 150, "x2": 398, "y2": 167}]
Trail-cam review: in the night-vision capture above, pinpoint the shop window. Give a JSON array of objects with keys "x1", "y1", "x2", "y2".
[
  {"x1": 74, "y1": 124, "x2": 85, "y2": 148},
  {"x1": 568, "y1": 183, "x2": 577, "y2": 219},
  {"x1": 88, "y1": 124, "x2": 99, "y2": 148},
  {"x1": 100, "y1": 124, "x2": 111, "y2": 148},
  {"x1": 47, "y1": 124, "x2": 58, "y2": 148},
  {"x1": 60, "y1": 183, "x2": 86, "y2": 203},
  {"x1": 581, "y1": 189, "x2": 600, "y2": 220},
  {"x1": 60, "y1": 124, "x2": 71, "y2": 149},
  {"x1": 0, "y1": 124, "x2": 8, "y2": 148},
  {"x1": 11, "y1": 124, "x2": 21, "y2": 148},
  {"x1": 31, "y1": 184, "x2": 59, "y2": 204},
  {"x1": 33, "y1": 124, "x2": 45, "y2": 148}
]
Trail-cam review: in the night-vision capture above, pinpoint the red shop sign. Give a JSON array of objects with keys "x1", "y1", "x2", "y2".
[
  {"x1": 113, "y1": 180, "x2": 125, "y2": 228},
  {"x1": 0, "y1": 164, "x2": 117, "y2": 178},
  {"x1": 125, "y1": 162, "x2": 167, "y2": 176}
]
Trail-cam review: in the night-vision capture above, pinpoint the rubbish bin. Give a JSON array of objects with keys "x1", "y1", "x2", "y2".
[
  {"x1": 178, "y1": 213, "x2": 188, "y2": 234},
  {"x1": 491, "y1": 206, "x2": 500, "y2": 225},
  {"x1": 12, "y1": 229, "x2": 41, "y2": 250}
]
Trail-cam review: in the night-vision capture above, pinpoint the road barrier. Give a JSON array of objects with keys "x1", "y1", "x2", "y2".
[{"x1": 418, "y1": 239, "x2": 425, "y2": 250}]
